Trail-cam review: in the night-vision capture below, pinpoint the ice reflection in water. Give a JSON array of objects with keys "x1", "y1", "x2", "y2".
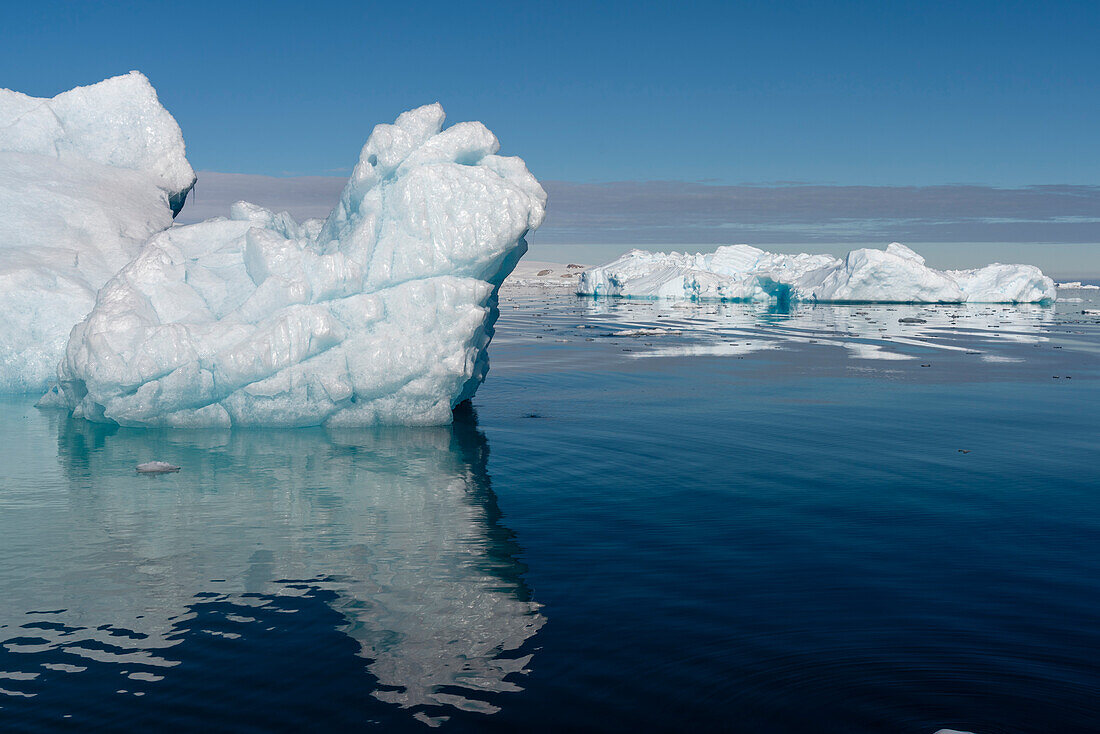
[
  {"x1": 585, "y1": 298, "x2": 1059, "y2": 360},
  {"x1": 0, "y1": 402, "x2": 542, "y2": 726},
  {"x1": 497, "y1": 285, "x2": 1100, "y2": 365}
]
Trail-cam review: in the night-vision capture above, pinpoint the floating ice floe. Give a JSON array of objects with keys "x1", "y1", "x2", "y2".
[
  {"x1": 578, "y1": 244, "x2": 1055, "y2": 304},
  {"x1": 51, "y1": 103, "x2": 545, "y2": 427},
  {"x1": 135, "y1": 461, "x2": 181, "y2": 474},
  {"x1": 0, "y1": 72, "x2": 196, "y2": 392},
  {"x1": 1056, "y1": 281, "x2": 1100, "y2": 290}
]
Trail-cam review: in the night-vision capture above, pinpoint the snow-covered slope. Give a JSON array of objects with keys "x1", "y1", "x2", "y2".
[
  {"x1": 578, "y1": 243, "x2": 1056, "y2": 304},
  {"x1": 0, "y1": 72, "x2": 195, "y2": 391},
  {"x1": 52, "y1": 104, "x2": 546, "y2": 427}
]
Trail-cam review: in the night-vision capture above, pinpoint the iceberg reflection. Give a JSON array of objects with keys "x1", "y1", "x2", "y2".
[
  {"x1": 0, "y1": 400, "x2": 542, "y2": 725},
  {"x1": 491, "y1": 287, "x2": 1100, "y2": 378},
  {"x1": 570, "y1": 296, "x2": 1061, "y2": 361}
]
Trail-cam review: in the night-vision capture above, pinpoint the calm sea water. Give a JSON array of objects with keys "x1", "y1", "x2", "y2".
[{"x1": 1, "y1": 285, "x2": 1098, "y2": 733}]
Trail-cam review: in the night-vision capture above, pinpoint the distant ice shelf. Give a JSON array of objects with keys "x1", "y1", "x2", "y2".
[
  {"x1": 0, "y1": 72, "x2": 195, "y2": 391},
  {"x1": 577, "y1": 243, "x2": 1056, "y2": 304},
  {"x1": 50, "y1": 103, "x2": 546, "y2": 427}
]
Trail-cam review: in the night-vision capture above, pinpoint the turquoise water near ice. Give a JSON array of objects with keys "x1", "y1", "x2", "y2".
[{"x1": 1, "y1": 287, "x2": 1098, "y2": 732}]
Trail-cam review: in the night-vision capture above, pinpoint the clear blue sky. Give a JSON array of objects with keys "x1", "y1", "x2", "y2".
[{"x1": 2, "y1": 0, "x2": 1098, "y2": 186}]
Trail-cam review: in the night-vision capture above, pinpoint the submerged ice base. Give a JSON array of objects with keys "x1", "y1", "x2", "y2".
[
  {"x1": 578, "y1": 244, "x2": 1056, "y2": 304},
  {"x1": 0, "y1": 72, "x2": 195, "y2": 391},
  {"x1": 54, "y1": 103, "x2": 546, "y2": 427}
]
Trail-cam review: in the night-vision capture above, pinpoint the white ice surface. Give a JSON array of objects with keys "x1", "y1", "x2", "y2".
[
  {"x1": 0, "y1": 72, "x2": 195, "y2": 391},
  {"x1": 578, "y1": 243, "x2": 1055, "y2": 304},
  {"x1": 55, "y1": 104, "x2": 546, "y2": 427},
  {"x1": 504, "y1": 260, "x2": 589, "y2": 288},
  {"x1": 0, "y1": 71, "x2": 194, "y2": 195}
]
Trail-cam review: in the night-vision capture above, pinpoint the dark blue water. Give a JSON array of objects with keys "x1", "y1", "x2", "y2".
[{"x1": 1, "y1": 290, "x2": 1098, "y2": 733}]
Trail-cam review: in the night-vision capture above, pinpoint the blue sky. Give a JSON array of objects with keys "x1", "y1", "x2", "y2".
[
  {"x1": 3, "y1": 0, "x2": 1097, "y2": 185},
  {"x1": 3, "y1": 1, "x2": 1099, "y2": 272}
]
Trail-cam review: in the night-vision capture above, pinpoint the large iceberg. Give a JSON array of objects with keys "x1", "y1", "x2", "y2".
[
  {"x1": 0, "y1": 72, "x2": 195, "y2": 391},
  {"x1": 52, "y1": 103, "x2": 546, "y2": 427},
  {"x1": 578, "y1": 243, "x2": 1056, "y2": 304}
]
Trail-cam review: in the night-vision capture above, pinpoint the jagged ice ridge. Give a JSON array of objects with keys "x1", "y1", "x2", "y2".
[{"x1": 48, "y1": 102, "x2": 546, "y2": 427}]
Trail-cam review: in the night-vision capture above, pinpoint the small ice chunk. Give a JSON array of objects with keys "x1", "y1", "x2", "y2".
[
  {"x1": 136, "y1": 462, "x2": 181, "y2": 474},
  {"x1": 610, "y1": 328, "x2": 681, "y2": 337}
]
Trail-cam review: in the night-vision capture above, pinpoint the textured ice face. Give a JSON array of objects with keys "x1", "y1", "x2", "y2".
[
  {"x1": 0, "y1": 72, "x2": 195, "y2": 392},
  {"x1": 578, "y1": 242, "x2": 1056, "y2": 304},
  {"x1": 54, "y1": 104, "x2": 546, "y2": 427},
  {"x1": 0, "y1": 71, "x2": 195, "y2": 203}
]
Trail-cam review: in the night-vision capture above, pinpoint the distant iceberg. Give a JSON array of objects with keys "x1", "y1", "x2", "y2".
[
  {"x1": 578, "y1": 243, "x2": 1056, "y2": 304},
  {"x1": 53, "y1": 103, "x2": 546, "y2": 427},
  {"x1": 0, "y1": 72, "x2": 195, "y2": 391}
]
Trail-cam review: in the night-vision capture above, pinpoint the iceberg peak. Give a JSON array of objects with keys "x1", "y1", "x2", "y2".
[
  {"x1": 0, "y1": 70, "x2": 196, "y2": 210},
  {"x1": 0, "y1": 72, "x2": 196, "y2": 392}
]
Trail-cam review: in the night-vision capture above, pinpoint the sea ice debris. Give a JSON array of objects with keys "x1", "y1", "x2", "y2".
[{"x1": 136, "y1": 461, "x2": 181, "y2": 474}]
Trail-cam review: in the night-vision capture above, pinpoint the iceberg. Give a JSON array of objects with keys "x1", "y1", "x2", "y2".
[
  {"x1": 53, "y1": 103, "x2": 546, "y2": 427},
  {"x1": 0, "y1": 72, "x2": 195, "y2": 391},
  {"x1": 578, "y1": 243, "x2": 1056, "y2": 304}
]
